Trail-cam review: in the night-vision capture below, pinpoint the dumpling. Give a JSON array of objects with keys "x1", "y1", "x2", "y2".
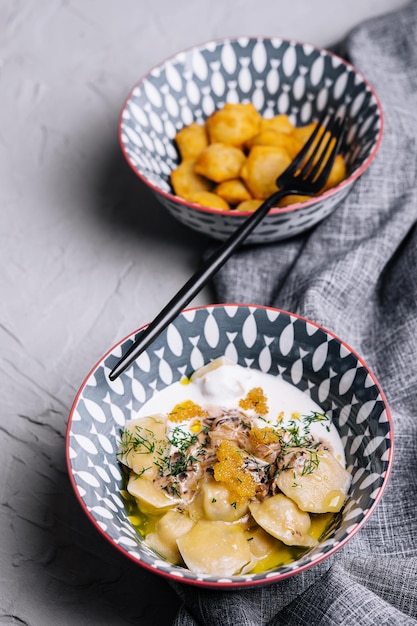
[
  {"x1": 276, "y1": 449, "x2": 351, "y2": 513},
  {"x1": 127, "y1": 474, "x2": 180, "y2": 514},
  {"x1": 245, "y1": 526, "x2": 277, "y2": 559},
  {"x1": 119, "y1": 414, "x2": 168, "y2": 479},
  {"x1": 145, "y1": 509, "x2": 195, "y2": 564},
  {"x1": 249, "y1": 494, "x2": 315, "y2": 547},
  {"x1": 177, "y1": 520, "x2": 252, "y2": 577},
  {"x1": 201, "y1": 479, "x2": 248, "y2": 522}
]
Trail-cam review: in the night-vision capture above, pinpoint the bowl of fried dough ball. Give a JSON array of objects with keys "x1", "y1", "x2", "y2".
[{"x1": 119, "y1": 37, "x2": 383, "y2": 243}]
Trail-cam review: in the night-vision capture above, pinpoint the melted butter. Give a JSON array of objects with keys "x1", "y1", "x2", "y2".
[{"x1": 248, "y1": 512, "x2": 335, "y2": 574}]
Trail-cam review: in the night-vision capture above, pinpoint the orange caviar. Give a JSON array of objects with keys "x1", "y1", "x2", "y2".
[
  {"x1": 239, "y1": 387, "x2": 269, "y2": 414},
  {"x1": 249, "y1": 426, "x2": 281, "y2": 446},
  {"x1": 213, "y1": 440, "x2": 257, "y2": 503},
  {"x1": 168, "y1": 400, "x2": 208, "y2": 422}
]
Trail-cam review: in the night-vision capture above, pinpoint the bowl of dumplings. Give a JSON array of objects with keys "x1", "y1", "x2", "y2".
[
  {"x1": 67, "y1": 304, "x2": 393, "y2": 588},
  {"x1": 118, "y1": 37, "x2": 383, "y2": 244}
]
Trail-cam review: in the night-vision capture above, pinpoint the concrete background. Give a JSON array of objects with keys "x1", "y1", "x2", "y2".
[{"x1": 0, "y1": 1, "x2": 409, "y2": 624}]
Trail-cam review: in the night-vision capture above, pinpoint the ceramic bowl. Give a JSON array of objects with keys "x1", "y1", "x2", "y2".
[
  {"x1": 118, "y1": 37, "x2": 383, "y2": 244},
  {"x1": 67, "y1": 304, "x2": 392, "y2": 588}
]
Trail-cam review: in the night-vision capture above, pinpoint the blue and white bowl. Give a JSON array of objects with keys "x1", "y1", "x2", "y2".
[
  {"x1": 66, "y1": 304, "x2": 392, "y2": 588},
  {"x1": 119, "y1": 37, "x2": 383, "y2": 244}
]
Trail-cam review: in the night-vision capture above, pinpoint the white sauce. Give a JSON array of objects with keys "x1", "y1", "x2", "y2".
[{"x1": 136, "y1": 361, "x2": 346, "y2": 466}]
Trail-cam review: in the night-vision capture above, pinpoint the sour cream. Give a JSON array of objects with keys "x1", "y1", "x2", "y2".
[{"x1": 136, "y1": 359, "x2": 346, "y2": 466}]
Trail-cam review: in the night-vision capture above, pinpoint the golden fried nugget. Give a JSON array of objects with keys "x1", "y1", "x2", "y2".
[
  {"x1": 240, "y1": 145, "x2": 292, "y2": 199},
  {"x1": 246, "y1": 129, "x2": 303, "y2": 158},
  {"x1": 235, "y1": 199, "x2": 264, "y2": 212},
  {"x1": 188, "y1": 191, "x2": 230, "y2": 210},
  {"x1": 214, "y1": 179, "x2": 252, "y2": 205},
  {"x1": 206, "y1": 103, "x2": 261, "y2": 148},
  {"x1": 322, "y1": 154, "x2": 347, "y2": 192},
  {"x1": 292, "y1": 121, "x2": 318, "y2": 145},
  {"x1": 175, "y1": 123, "x2": 209, "y2": 160},
  {"x1": 260, "y1": 114, "x2": 295, "y2": 135},
  {"x1": 293, "y1": 123, "x2": 337, "y2": 172},
  {"x1": 171, "y1": 159, "x2": 212, "y2": 200},
  {"x1": 278, "y1": 194, "x2": 311, "y2": 207},
  {"x1": 194, "y1": 143, "x2": 246, "y2": 183}
]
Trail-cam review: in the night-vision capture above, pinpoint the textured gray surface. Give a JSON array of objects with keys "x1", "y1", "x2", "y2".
[{"x1": 0, "y1": 1, "x2": 410, "y2": 624}]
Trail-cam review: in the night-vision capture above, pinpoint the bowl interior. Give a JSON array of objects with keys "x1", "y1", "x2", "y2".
[
  {"x1": 67, "y1": 305, "x2": 392, "y2": 588},
  {"x1": 119, "y1": 37, "x2": 382, "y2": 200}
]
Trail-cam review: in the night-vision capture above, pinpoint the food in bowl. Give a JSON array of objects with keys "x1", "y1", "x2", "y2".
[
  {"x1": 118, "y1": 358, "x2": 351, "y2": 577},
  {"x1": 171, "y1": 105, "x2": 347, "y2": 211},
  {"x1": 119, "y1": 37, "x2": 383, "y2": 243},
  {"x1": 67, "y1": 305, "x2": 392, "y2": 587}
]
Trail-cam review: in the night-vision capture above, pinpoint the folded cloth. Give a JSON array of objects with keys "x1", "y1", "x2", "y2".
[{"x1": 170, "y1": 2, "x2": 417, "y2": 624}]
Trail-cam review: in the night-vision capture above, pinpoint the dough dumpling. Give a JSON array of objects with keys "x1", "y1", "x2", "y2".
[
  {"x1": 145, "y1": 509, "x2": 195, "y2": 564},
  {"x1": 276, "y1": 449, "x2": 351, "y2": 513},
  {"x1": 249, "y1": 494, "x2": 314, "y2": 548},
  {"x1": 177, "y1": 520, "x2": 252, "y2": 577},
  {"x1": 202, "y1": 480, "x2": 248, "y2": 522},
  {"x1": 127, "y1": 474, "x2": 180, "y2": 514},
  {"x1": 119, "y1": 414, "x2": 168, "y2": 478}
]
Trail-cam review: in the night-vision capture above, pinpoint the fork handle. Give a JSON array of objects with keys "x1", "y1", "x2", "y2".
[{"x1": 109, "y1": 189, "x2": 289, "y2": 380}]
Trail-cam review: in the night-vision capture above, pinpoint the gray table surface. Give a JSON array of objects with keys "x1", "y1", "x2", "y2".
[{"x1": 0, "y1": 1, "x2": 409, "y2": 624}]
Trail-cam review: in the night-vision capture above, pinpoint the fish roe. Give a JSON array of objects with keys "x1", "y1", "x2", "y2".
[
  {"x1": 168, "y1": 400, "x2": 208, "y2": 422},
  {"x1": 213, "y1": 440, "x2": 257, "y2": 503},
  {"x1": 249, "y1": 426, "x2": 281, "y2": 446},
  {"x1": 239, "y1": 387, "x2": 269, "y2": 415}
]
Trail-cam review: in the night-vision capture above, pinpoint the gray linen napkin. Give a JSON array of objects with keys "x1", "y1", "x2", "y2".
[{"x1": 170, "y1": 2, "x2": 417, "y2": 624}]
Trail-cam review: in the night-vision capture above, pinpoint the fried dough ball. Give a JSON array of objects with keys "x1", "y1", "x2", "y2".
[
  {"x1": 322, "y1": 154, "x2": 347, "y2": 191},
  {"x1": 169, "y1": 107, "x2": 348, "y2": 211},
  {"x1": 171, "y1": 159, "x2": 213, "y2": 200},
  {"x1": 246, "y1": 129, "x2": 303, "y2": 158},
  {"x1": 214, "y1": 179, "x2": 252, "y2": 205},
  {"x1": 292, "y1": 121, "x2": 318, "y2": 145},
  {"x1": 293, "y1": 123, "x2": 336, "y2": 164},
  {"x1": 240, "y1": 145, "x2": 292, "y2": 199},
  {"x1": 175, "y1": 123, "x2": 209, "y2": 160},
  {"x1": 194, "y1": 143, "x2": 246, "y2": 183},
  {"x1": 260, "y1": 114, "x2": 295, "y2": 135},
  {"x1": 235, "y1": 199, "x2": 264, "y2": 212},
  {"x1": 278, "y1": 194, "x2": 311, "y2": 207},
  {"x1": 206, "y1": 103, "x2": 261, "y2": 148},
  {"x1": 188, "y1": 191, "x2": 231, "y2": 210}
]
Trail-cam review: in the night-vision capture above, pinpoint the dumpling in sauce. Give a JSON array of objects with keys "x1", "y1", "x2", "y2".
[
  {"x1": 177, "y1": 520, "x2": 253, "y2": 577},
  {"x1": 118, "y1": 414, "x2": 168, "y2": 479},
  {"x1": 145, "y1": 510, "x2": 195, "y2": 565},
  {"x1": 276, "y1": 449, "x2": 351, "y2": 513},
  {"x1": 249, "y1": 494, "x2": 315, "y2": 548},
  {"x1": 127, "y1": 474, "x2": 180, "y2": 514},
  {"x1": 201, "y1": 479, "x2": 249, "y2": 522}
]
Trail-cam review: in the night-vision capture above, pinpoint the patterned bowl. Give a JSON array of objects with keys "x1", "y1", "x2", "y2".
[
  {"x1": 119, "y1": 37, "x2": 383, "y2": 244},
  {"x1": 67, "y1": 304, "x2": 392, "y2": 588}
]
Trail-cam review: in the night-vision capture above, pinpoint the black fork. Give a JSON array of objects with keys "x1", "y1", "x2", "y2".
[{"x1": 109, "y1": 111, "x2": 348, "y2": 380}]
